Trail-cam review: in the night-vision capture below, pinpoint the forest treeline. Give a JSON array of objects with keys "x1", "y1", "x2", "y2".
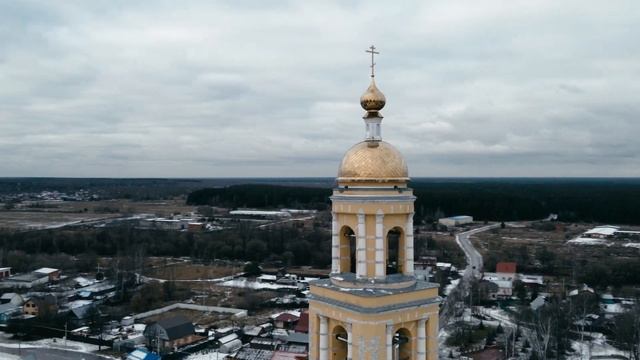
[
  {"x1": 187, "y1": 184, "x2": 331, "y2": 210},
  {"x1": 3, "y1": 223, "x2": 640, "y2": 288},
  {"x1": 187, "y1": 178, "x2": 640, "y2": 225},
  {"x1": 0, "y1": 223, "x2": 451, "y2": 275},
  {"x1": 0, "y1": 225, "x2": 332, "y2": 274}
]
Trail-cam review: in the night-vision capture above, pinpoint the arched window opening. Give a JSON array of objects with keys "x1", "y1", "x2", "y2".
[
  {"x1": 331, "y1": 325, "x2": 348, "y2": 360},
  {"x1": 387, "y1": 227, "x2": 403, "y2": 275},
  {"x1": 394, "y1": 328, "x2": 411, "y2": 360},
  {"x1": 339, "y1": 226, "x2": 356, "y2": 273}
]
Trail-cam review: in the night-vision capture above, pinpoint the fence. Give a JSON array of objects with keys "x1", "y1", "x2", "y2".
[{"x1": 133, "y1": 303, "x2": 248, "y2": 320}]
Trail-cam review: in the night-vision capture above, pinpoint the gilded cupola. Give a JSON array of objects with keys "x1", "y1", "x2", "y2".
[{"x1": 337, "y1": 45, "x2": 409, "y2": 184}]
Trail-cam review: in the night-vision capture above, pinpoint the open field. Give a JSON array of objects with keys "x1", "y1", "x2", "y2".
[
  {"x1": 145, "y1": 263, "x2": 237, "y2": 281},
  {"x1": 142, "y1": 308, "x2": 236, "y2": 327},
  {"x1": 471, "y1": 222, "x2": 640, "y2": 276},
  {"x1": 0, "y1": 211, "x2": 120, "y2": 230},
  {"x1": 0, "y1": 199, "x2": 197, "y2": 230}
]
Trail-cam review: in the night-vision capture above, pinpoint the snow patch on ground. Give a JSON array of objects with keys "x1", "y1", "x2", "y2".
[
  {"x1": 567, "y1": 237, "x2": 609, "y2": 245},
  {"x1": 220, "y1": 278, "x2": 298, "y2": 290},
  {"x1": 0, "y1": 335, "x2": 116, "y2": 359},
  {"x1": 444, "y1": 279, "x2": 459, "y2": 296},
  {"x1": 0, "y1": 351, "x2": 20, "y2": 360},
  {"x1": 623, "y1": 242, "x2": 640, "y2": 248},
  {"x1": 185, "y1": 351, "x2": 229, "y2": 359},
  {"x1": 0, "y1": 337, "x2": 103, "y2": 352},
  {"x1": 567, "y1": 332, "x2": 627, "y2": 359}
]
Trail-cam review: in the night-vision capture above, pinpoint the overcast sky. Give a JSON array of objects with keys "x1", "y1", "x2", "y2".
[{"x1": 1, "y1": 1, "x2": 639, "y2": 177}]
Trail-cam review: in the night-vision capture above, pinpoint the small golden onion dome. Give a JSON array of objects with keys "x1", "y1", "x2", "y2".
[
  {"x1": 338, "y1": 141, "x2": 408, "y2": 182},
  {"x1": 360, "y1": 78, "x2": 386, "y2": 112}
]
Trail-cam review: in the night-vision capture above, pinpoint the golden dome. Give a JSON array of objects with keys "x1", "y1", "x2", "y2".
[
  {"x1": 338, "y1": 141, "x2": 408, "y2": 182},
  {"x1": 360, "y1": 78, "x2": 386, "y2": 112}
]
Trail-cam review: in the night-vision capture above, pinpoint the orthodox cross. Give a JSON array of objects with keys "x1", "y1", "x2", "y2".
[{"x1": 366, "y1": 45, "x2": 379, "y2": 77}]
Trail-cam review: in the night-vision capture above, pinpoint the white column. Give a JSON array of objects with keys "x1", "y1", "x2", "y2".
[
  {"x1": 386, "y1": 324, "x2": 394, "y2": 360},
  {"x1": 356, "y1": 211, "x2": 367, "y2": 278},
  {"x1": 375, "y1": 211, "x2": 385, "y2": 278},
  {"x1": 319, "y1": 315, "x2": 328, "y2": 360},
  {"x1": 331, "y1": 212, "x2": 340, "y2": 274},
  {"x1": 417, "y1": 318, "x2": 427, "y2": 360},
  {"x1": 404, "y1": 212, "x2": 415, "y2": 275},
  {"x1": 346, "y1": 323, "x2": 353, "y2": 360}
]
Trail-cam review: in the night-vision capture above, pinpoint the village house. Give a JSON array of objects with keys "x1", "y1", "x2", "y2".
[
  {"x1": 23, "y1": 294, "x2": 58, "y2": 317},
  {"x1": 63, "y1": 300, "x2": 99, "y2": 328},
  {"x1": 0, "y1": 303, "x2": 21, "y2": 324},
  {"x1": 439, "y1": 215, "x2": 473, "y2": 227},
  {"x1": 274, "y1": 312, "x2": 300, "y2": 330},
  {"x1": 271, "y1": 348, "x2": 309, "y2": 360},
  {"x1": 143, "y1": 315, "x2": 201, "y2": 353},
  {"x1": 293, "y1": 310, "x2": 309, "y2": 333},
  {"x1": 582, "y1": 225, "x2": 619, "y2": 239},
  {"x1": 0, "y1": 272, "x2": 49, "y2": 289},
  {"x1": 233, "y1": 348, "x2": 274, "y2": 360},
  {"x1": 495, "y1": 262, "x2": 517, "y2": 280},
  {"x1": 217, "y1": 333, "x2": 243, "y2": 354},
  {"x1": 462, "y1": 347, "x2": 505, "y2": 360},
  {"x1": 477, "y1": 280, "x2": 500, "y2": 301},
  {"x1": 126, "y1": 348, "x2": 161, "y2": 360},
  {"x1": 34, "y1": 267, "x2": 61, "y2": 282},
  {"x1": 0, "y1": 292, "x2": 23, "y2": 305}
]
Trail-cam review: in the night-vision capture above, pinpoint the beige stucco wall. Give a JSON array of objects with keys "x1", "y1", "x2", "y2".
[
  {"x1": 309, "y1": 182, "x2": 439, "y2": 359},
  {"x1": 309, "y1": 298, "x2": 439, "y2": 360}
]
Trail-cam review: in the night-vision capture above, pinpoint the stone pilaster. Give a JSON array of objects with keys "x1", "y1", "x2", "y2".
[
  {"x1": 346, "y1": 323, "x2": 353, "y2": 360},
  {"x1": 356, "y1": 210, "x2": 366, "y2": 278},
  {"x1": 405, "y1": 212, "x2": 415, "y2": 275},
  {"x1": 319, "y1": 315, "x2": 328, "y2": 360},
  {"x1": 386, "y1": 324, "x2": 394, "y2": 360},
  {"x1": 417, "y1": 318, "x2": 427, "y2": 360},
  {"x1": 331, "y1": 212, "x2": 340, "y2": 274},
  {"x1": 375, "y1": 210, "x2": 385, "y2": 278}
]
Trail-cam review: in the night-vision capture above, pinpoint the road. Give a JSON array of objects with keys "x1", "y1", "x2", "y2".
[
  {"x1": 456, "y1": 224, "x2": 499, "y2": 280},
  {"x1": 439, "y1": 224, "x2": 499, "y2": 329},
  {"x1": 0, "y1": 346, "x2": 110, "y2": 360}
]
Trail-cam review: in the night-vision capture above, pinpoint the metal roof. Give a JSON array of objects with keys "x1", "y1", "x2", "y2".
[{"x1": 153, "y1": 314, "x2": 195, "y2": 341}]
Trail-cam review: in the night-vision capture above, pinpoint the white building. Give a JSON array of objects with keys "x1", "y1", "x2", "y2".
[
  {"x1": 583, "y1": 225, "x2": 619, "y2": 239},
  {"x1": 439, "y1": 215, "x2": 473, "y2": 227},
  {"x1": 229, "y1": 210, "x2": 291, "y2": 218}
]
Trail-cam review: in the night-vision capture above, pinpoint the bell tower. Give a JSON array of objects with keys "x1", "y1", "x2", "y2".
[{"x1": 308, "y1": 47, "x2": 440, "y2": 360}]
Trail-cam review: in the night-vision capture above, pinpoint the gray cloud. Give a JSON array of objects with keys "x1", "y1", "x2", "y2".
[{"x1": 1, "y1": 1, "x2": 639, "y2": 177}]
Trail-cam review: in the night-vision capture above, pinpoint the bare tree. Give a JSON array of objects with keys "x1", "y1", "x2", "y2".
[
  {"x1": 528, "y1": 316, "x2": 552, "y2": 360},
  {"x1": 614, "y1": 303, "x2": 640, "y2": 360}
]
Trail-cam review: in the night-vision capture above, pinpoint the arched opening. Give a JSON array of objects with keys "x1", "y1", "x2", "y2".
[
  {"x1": 394, "y1": 328, "x2": 412, "y2": 360},
  {"x1": 331, "y1": 325, "x2": 348, "y2": 360},
  {"x1": 339, "y1": 226, "x2": 356, "y2": 273},
  {"x1": 387, "y1": 227, "x2": 404, "y2": 275}
]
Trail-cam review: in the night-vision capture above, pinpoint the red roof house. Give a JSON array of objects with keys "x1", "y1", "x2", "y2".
[
  {"x1": 274, "y1": 313, "x2": 299, "y2": 330},
  {"x1": 293, "y1": 310, "x2": 309, "y2": 333},
  {"x1": 496, "y1": 262, "x2": 516, "y2": 274}
]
